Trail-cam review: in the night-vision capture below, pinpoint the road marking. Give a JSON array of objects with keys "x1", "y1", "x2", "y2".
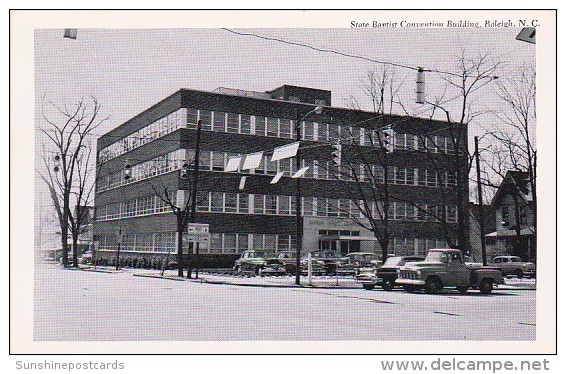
[
  {"x1": 433, "y1": 311, "x2": 461, "y2": 316},
  {"x1": 293, "y1": 289, "x2": 397, "y2": 304}
]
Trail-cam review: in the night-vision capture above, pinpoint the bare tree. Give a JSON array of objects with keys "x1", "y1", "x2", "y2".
[
  {"x1": 39, "y1": 97, "x2": 107, "y2": 267},
  {"x1": 419, "y1": 49, "x2": 501, "y2": 254},
  {"x1": 333, "y1": 66, "x2": 406, "y2": 261},
  {"x1": 478, "y1": 64, "x2": 536, "y2": 259}
]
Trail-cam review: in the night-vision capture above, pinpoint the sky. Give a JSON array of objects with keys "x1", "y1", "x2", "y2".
[{"x1": 33, "y1": 26, "x2": 536, "y2": 250}]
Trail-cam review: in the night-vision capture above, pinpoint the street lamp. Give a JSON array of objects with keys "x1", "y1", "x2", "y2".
[{"x1": 294, "y1": 105, "x2": 323, "y2": 285}]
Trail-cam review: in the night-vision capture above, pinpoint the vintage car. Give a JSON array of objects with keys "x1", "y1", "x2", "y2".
[
  {"x1": 396, "y1": 249, "x2": 504, "y2": 294},
  {"x1": 276, "y1": 251, "x2": 300, "y2": 275},
  {"x1": 233, "y1": 250, "x2": 286, "y2": 276},
  {"x1": 301, "y1": 250, "x2": 348, "y2": 275},
  {"x1": 356, "y1": 255, "x2": 425, "y2": 290},
  {"x1": 336, "y1": 252, "x2": 381, "y2": 276},
  {"x1": 489, "y1": 255, "x2": 536, "y2": 278}
]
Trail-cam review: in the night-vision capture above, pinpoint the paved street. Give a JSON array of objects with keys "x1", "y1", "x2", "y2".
[{"x1": 34, "y1": 263, "x2": 536, "y2": 341}]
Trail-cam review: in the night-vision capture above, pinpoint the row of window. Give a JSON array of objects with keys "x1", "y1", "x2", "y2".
[
  {"x1": 97, "y1": 107, "x2": 459, "y2": 164},
  {"x1": 187, "y1": 108, "x2": 457, "y2": 155},
  {"x1": 96, "y1": 148, "x2": 457, "y2": 193},
  {"x1": 96, "y1": 232, "x2": 453, "y2": 256},
  {"x1": 95, "y1": 195, "x2": 174, "y2": 221},
  {"x1": 95, "y1": 191, "x2": 458, "y2": 223},
  {"x1": 97, "y1": 109, "x2": 187, "y2": 163},
  {"x1": 97, "y1": 232, "x2": 295, "y2": 254}
]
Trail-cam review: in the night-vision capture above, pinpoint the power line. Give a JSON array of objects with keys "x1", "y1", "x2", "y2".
[{"x1": 222, "y1": 28, "x2": 491, "y2": 79}]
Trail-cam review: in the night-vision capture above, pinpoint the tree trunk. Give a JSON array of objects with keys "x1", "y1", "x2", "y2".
[
  {"x1": 177, "y1": 215, "x2": 184, "y2": 278},
  {"x1": 72, "y1": 232, "x2": 79, "y2": 267}
]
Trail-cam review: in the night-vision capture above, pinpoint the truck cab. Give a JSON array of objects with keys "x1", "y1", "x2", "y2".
[{"x1": 396, "y1": 249, "x2": 504, "y2": 294}]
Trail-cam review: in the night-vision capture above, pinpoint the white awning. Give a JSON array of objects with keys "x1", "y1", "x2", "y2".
[
  {"x1": 271, "y1": 142, "x2": 299, "y2": 162},
  {"x1": 224, "y1": 156, "x2": 242, "y2": 172},
  {"x1": 242, "y1": 151, "x2": 263, "y2": 170}
]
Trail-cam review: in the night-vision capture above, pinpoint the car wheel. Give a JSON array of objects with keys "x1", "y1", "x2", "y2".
[
  {"x1": 456, "y1": 286, "x2": 469, "y2": 294},
  {"x1": 255, "y1": 266, "x2": 262, "y2": 276},
  {"x1": 479, "y1": 279, "x2": 494, "y2": 294},
  {"x1": 382, "y1": 278, "x2": 394, "y2": 291},
  {"x1": 234, "y1": 265, "x2": 242, "y2": 275},
  {"x1": 425, "y1": 277, "x2": 443, "y2": 294},
  {"x1": 515, "y1": 269, "x2": 524, "y2": 279},
  {"x1": 362, "y1": 283, "x2": 375, "y2": 290}
]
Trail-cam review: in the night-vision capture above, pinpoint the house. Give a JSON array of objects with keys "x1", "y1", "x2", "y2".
[{"x1": 486, "y1": 171, "x2": 536, "y2": 262}]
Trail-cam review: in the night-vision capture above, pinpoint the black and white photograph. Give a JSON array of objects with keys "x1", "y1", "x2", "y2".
[{"x1": 10, "y1": 9, "x2": 556, "y2": 357}]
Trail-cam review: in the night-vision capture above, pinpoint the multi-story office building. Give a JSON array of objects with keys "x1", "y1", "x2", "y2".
[{"x1": 94, "y1": 85, "x2": 467, "y2": 266}]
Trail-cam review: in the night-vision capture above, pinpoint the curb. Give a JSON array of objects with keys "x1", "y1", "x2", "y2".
[
  {"x1": 132, "y1": 273, "x2": 187, "y2": 281},
  {"x1": 130, "y1": 272, "x2": 536, "y2": 291}
]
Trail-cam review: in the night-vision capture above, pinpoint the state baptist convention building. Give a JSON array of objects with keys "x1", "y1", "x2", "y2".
[{"x1": 93, "y1": 85, "x2": 466, "y2": 266}]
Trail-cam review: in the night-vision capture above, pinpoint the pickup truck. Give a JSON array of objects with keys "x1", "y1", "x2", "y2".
[{"x1": 396, "y1": 249, "x2": 503, "y2": 294}]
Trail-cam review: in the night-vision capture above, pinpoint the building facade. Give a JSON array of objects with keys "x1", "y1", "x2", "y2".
[{"x1": 93, "y1": 85, "x2": 467, "y2": 266}]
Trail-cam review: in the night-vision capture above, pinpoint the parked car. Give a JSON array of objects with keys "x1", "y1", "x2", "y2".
[
  {"x1": 356, "y1": 255, "x2": 425, "y2": 290},
  {"x1": 233, "y1": 250, "x2": 286, "y2": 276},
  {"x1": 396, "y1": 249, "x2": 503, "y2": 294},
  {"x1": 489, "y1": 255, "x2": 536, "y2": 278},
  {"x1": 276, "y1": 251, "x2": 298, "y2": 275},
  {"x1": 336, "y1": 252, "x2": 381, "y2": 276},
  {"x1": 301, "y1": 250, "x2": 348, "y2": 275}
]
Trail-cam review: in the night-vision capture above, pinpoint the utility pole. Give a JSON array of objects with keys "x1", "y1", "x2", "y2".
[
  {"x1": 115, "y1": 226, "x2": 122, "y2": 270},
  {"x1": 294, "y1": 112, "x2": 303, "y2": 286},
  {"x1": 188, "y1": 120, "x2": 202, "y2": 278},
  {"x1": 187, "y1": 120, "x2": 202, "y2": 279},
  {"x1": 474, "y1": 137, "x2": 487, "y2": 266}
]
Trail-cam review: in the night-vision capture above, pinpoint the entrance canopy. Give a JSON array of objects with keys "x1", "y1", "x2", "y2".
[{"x1": 319, "y1": 235, "x2": 378, "y2": 241}]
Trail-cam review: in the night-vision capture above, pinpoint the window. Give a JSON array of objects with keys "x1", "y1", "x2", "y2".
[
  {"x1": 327, "y1": 199, "x2": 339, "y2": 217},
  {"x1": 238, "y1": 194, "x2": 249, "y2": 214},
  {"x1": 255, "y1": 116, "x2": 266, "y2": 136},
  {"x1": 339, "y1": 126, "x2": 351, "y2": 144},
  {"x1": 303, "y1": 121, "x2": 314, "y2": 140},
  {"x1": 138, "y1": 196, "x2": 154, "y2": 215},
  {"x1": 318, "y1": 123, "x2": 329, "y2": 141},
  {"x1": 280, "y1": 119, "x2": 292, "y2": 138},
  {"x1": 278, "y1": 235, "x2": 290, "y2": 251},
  {"x1": 264, "y1": 235, "x2": 277, "y2": 251},
  {"x1": 224, "y1": 193, "x2": 238, "y2": 213},
  {"x1": 395, "y1": 167, "x2": 407, "y2": 184},
  {"x1": 265, "y1": 195, "x2": 277, "y2": 215},
  {"x1": 266, "y1": 117, "x2": 279, "y2": 137},
  {"x1": 223, "y1": 234, "x2": 237, "y2": 253},
  {"x1": 265, "y1": 158, "x2": 277, "y2": 175},
  {"x1": 210, "y1": 192, "x2": 224, "y2": 212},
  {"x1": 426, "y1": 171, "x2": 438, "y2": 187},
  {"x1": 501, "y1": 206, "x2": 510, "y2": 224},
  {"x1": 210, "y1": 234, "x2": 222, "y2": 253},
  {"x1": 350, "y1": 126, "x2": 360, "y2": 145},
  {"x1": 199, "y1": 110, "x2": 212, "y2": 131},
  {"x1": 196, "y1": 191, "x2": 210, "y2": 212},
  {"x1": 211, "y1": 152, "x2": 225, "y2": 171},
  {"x1": 213, "y1": 112, "x2": 226, "y2": 132},
  {"x1": 446, "y1": 205, "x2": 458, "y2": 222},
  {"x1": 226, "y1": 113, "x2": 239, "y2": 133},
  {"x1": 187, "y1": 108, "x2": 198, "y2": 129},
  {"x1": 278, "y1": 196, "x2": 290, "y2": 215},
  {"x1": 241, "y1": 115, "x2": 251, "y2": 134},
  {"x1": 328, "y1": 124, "x2": 340, "y2": 142},
  {"x1": 198, "y1": 150, "x2": 211, "y2": 170},
  {"x1": 238, "y1": 234, "x2": 249, "y2": 252}
]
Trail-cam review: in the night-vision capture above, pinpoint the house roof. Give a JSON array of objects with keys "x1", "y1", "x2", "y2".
[{"x1": 491, "y1": 170, "x2": 533, "y2": 208}]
